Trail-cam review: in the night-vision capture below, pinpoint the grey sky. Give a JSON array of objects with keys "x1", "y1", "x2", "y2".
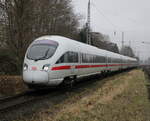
[{"x1": 72, "y1": 0, "x2": 150, "y2": 60}]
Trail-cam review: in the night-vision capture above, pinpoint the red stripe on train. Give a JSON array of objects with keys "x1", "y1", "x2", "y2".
[
  {"x1": 51, "y1": 66, "x2": 71, "y2": 70},
  {"x1": 75, "y1": 65, "x2": 91, "y2": 69},
  {"x1": 51, "y1": 64, "x2": 131, "y2": 71},
  {"x1": 90, "y1": 65, "x2": 107, "y2": 68}
]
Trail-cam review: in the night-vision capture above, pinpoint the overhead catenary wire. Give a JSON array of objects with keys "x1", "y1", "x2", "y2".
[
  {"x1": 91, "y1": 2, "x2": 127, "y2": 49},
  {"x1": 91, "y1": 2, "x2": 126, "y2": 48},
  {"x1": 91, "y1": 2, "x2": 121, "y2": 32},
  {"x1": 91, "y1": 1, "x2": 145, "y2": 32},
  {"x1": 89, "y1": 1, "x2": 150, "y2": 60},
  {"x1": 113, "y1": 40, "x2": 150, "y2": 44}
]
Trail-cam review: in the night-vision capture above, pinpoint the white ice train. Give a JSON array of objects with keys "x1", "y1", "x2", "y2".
[{"x1": 23, "y1": 36, "x2": 138, "y2": 88}]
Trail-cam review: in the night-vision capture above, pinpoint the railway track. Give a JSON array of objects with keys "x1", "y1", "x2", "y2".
[
  {"x1": 0, "y1": 69, "x2": 135, "y2": 121},
  {"x1": 0, "y1": 69, "x2": 132, "y2": 113},
  {"x1": 0, "y1": 91, "x2": 35, "y2": 112},
  {"x1": 0, "y1": 78, "x2": 101, "y2": 113},
  {"x1": 0, "y1": 87, "x2": 67, "y2": 113},
  {"x1": 0, "y1": 92, "x2": 26, "y2": 102},
  {"x1": 142, "y1": 66, "x2": 150, "y2": 78}
]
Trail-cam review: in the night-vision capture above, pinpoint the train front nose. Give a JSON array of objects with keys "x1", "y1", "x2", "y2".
[{"x1": 23, "y1": 70, "x2": 49, "y2": 85}]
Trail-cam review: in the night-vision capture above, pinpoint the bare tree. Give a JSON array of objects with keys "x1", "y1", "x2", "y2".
[
  {"x1": 79, "y1": 29, "x2": 119, "y2": 53},
  {"x1": 0, "y1": 0, "x2": 80, "y2": 74},
  {"x1": 32, "y1": 0, "x2": 80, "y2": 38},
  {"x1": 120, "y1": 46, "x2": 135, "y2": 57}
]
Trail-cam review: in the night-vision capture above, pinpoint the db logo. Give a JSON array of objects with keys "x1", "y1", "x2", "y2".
[
  {"x1": 32, "y1": 66, "x2": 37, "y2": 71},
  {"x1": 71, "y1": 66, "x2": 75, "y2": 69}
]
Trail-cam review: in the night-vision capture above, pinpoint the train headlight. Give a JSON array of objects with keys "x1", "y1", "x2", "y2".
[
  {"x1": 43, "y1": 64, "x2": 50, "y2": 71},
  {"x1": 23, "y1": 64, "x2": 28, "y2": 71}
]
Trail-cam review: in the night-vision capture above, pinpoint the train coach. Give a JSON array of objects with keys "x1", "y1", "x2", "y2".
[{"x1": 23, "y1": 36, "x2": 138, "y2": 88}]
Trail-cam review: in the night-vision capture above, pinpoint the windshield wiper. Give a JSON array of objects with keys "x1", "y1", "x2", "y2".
[{"x1": 34, "y1": 49, "x2": 50, "y2": 61}]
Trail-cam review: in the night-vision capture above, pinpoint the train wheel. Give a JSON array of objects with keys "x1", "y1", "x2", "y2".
[{"x1": 63, "y1": 76, "x2": 76, "y2": 89}]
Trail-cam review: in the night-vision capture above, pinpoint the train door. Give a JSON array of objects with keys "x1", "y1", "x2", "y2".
[
  {"x1": 74, "y1": 47, "x2": 80, "y2": 75},
  {"x1": 120, "y1": 56, "x2": 123, "y2": 70},
  {"x1": 69, "y1": 52, "x2": 76, "y2": 75},
  {"x1": 70, "y1": 66, "x2": 75, "y2": 76},
  {"x1": 106, "y1": 53, "x2": 108, "y2": 71},
  {"x1": 70, "y1": 46, "x2": 80, "y2": 76},
  {"x1": 105, "y1": 54, "x2": 107, "y2": 71}
]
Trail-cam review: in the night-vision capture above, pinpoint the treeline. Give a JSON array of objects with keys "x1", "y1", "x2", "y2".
[
  {"x1": 0, "y1": 0, "x2": 135, "y2": 75},
  {"x1": 0, "y1": 0, "x2": 80, "y2": 74},
  {"x1": 79, "y1": 26, "x2": 135, "y2": 56}
]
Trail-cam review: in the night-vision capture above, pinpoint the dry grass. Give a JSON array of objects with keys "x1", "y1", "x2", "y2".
[
  {"x1": 0, "y1": 76, "x2": 27, "y2": 96},
  {"x1": 17, "y1": 69, "x2": 150, "y2": 121},
  {"x1": 47, "y1": 70, "x2": 150, "y2": 121}
]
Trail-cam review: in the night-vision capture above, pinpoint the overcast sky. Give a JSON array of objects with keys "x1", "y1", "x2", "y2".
[{"x1": 72, "y1": 0, "x2": 150, "y2": 61}]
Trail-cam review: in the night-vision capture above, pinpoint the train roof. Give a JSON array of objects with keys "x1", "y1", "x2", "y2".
[{"x1": 35, "y1": 35, "x2": 137, "y2": 61}]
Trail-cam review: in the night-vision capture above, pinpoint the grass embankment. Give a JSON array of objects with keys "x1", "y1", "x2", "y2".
[
  {"x1": 28, "y1": 69, "x2": 150, "y2": 121},
  {"x1": 18, "y1": 70, "x2": 150, "y2": 121},
  {"x1": 0, "y1": 76, "x2": 27, "y2": 96}
]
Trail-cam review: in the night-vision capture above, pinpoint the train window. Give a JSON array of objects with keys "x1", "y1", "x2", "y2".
[
  {"x1": 89, "y1": 54, "x2": 93, "y2": 63},
  {"x1": 124, "y1": 60, "x2": 126, "y2": 63},
  {"x1": 108, "y1": 57, "x2": 111, "y2": 63},
  {"x1": 68, "y1": 52, "x2": 78, "y2": 63},
  {"x1": 119, "y1": 59, "x2": 122, "y2": 63},
  {"x1": 115, "y1": 59, "x2": 120, "y2": 63},
  {"x1": 81, "y1": 54, "x2": 90, "y2": 63},
  {"x1": 56, "y1": 53, "x2": 67, "y2": 64},
  {"x1": 93, "y1": 55, "x2": 96, "y2": 63},
  {"x1": 92, "y1": 55, "x2": 105, "y2": 63},
  {"x1": 82, "y1": 54, "x2": 86, "y2": 63},
  {"x1": 86, "y1": 54, "x2": 90, "y2": 63},
  {"x1": 80, "y1": 53, "x2": 106, "y2": 63},
  {"x1": 96, "y1": 56, "x2": 100, "y2": 63},
  {"x1": 122, "y1": 60, "x2": 125, "y2": 63},
  {"x1": 95, "y1": 56, "x2": 98, "y2": 63},
  {"x1": 112, "y1": 58, "x2": 118, "y2": 63},
  {"x1": 27, "y1": 43, "x2": 58, "y2": 61},
  {"x1": 56, "y1": 51, "x2": 78, "y2": 64},
  {"x1": 97, "y1": 56, "x2": 105, "y2": 63}
]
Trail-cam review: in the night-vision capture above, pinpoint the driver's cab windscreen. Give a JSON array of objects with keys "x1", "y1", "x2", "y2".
[{"x1": 27, "y1": 40, "x2": 58, "y2": 61}]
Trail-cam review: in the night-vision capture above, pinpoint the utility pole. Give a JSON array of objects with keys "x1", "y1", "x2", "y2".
[
  {"x1": 121, "y1": 32, "x2": 124, "y2": 49},
  {"x1": 129, "y1": 40, "x2": 131, "y2": 47},
  {"x1": 86, "y1": 0, "x2": 91, "y2": 45},
  {"x1": 128, "y1": 40, "x2": 131, "y2": 56}
]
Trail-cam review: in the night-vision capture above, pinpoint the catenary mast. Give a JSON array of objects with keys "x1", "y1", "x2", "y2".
[{"x1": 86, "y1": 0, "x2": 91, "y2": 45}]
